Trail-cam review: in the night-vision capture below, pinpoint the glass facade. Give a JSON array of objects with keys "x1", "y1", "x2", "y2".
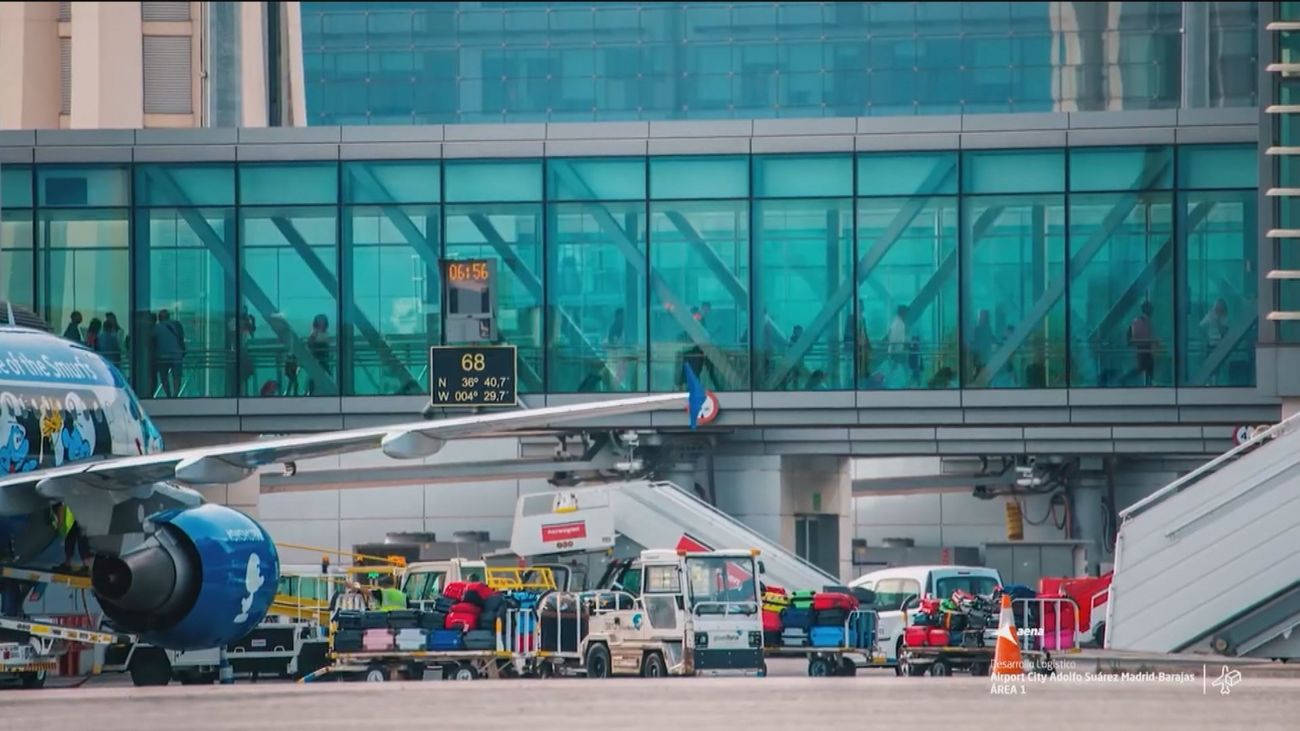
[
  {"x1": 0, "y1": 144, "x2": 1258, "y2": 398},
  {"x1": 299, "y1": 1, "x2": 1258, "y2": 125}
]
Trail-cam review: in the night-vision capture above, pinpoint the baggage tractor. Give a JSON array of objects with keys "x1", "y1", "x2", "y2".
[
  {"x1": 395, "y1": 628, "x2": 426, "y2": 651},
  {"x1": 428, "y1": 629, "x2": 464, "y2": 651},
  {"x1": 463, "y1": 629, "x2": 495, "y2": 651},
  {"x1": 810, "y1": 626, "x2": 845, "y2": 648},
  {"x1": 333, "y1": 629, "x2": 363, "y2": 653},
  {"x1": 363, "y1": 628, "x2": 395, "y2": 652}
]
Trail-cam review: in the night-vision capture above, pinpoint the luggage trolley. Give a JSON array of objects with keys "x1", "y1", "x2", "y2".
[
  {"x1": 763, "y1": 608, "x2": 879, "y2": 677},
  {"x1": 301, "y1": 594, "x2": 547, "y2": 682},
  {"x1": 898, "y1": 596, "x2": 1078, "y2": 677}
]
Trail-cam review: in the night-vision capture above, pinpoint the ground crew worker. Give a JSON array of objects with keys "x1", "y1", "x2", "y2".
[
  {"x1": 51, "y1": 502, "x2": 90, "y2": 573},
  {"x1": 369, "y1": 575, "x2": 407, "y2": 611}
]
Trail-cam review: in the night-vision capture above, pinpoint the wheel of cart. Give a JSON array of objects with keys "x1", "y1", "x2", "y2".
[
  {"x1": 443, "y1": 662, "x2": 479, "y2": 681},
  {"x1": 363, "y1": 663, "x2": 388, "y2": 682},
  {"x1": 807, "y1": 656, "x2": 834, "y2": 677},
  {"x1": 898, "y1": 650, "x2": 928, "y2": 677},
  {"x1": 19, "y1": 670, "x2": 47, "y2": 689},
  {"x1": 927, "y1": 658, "x2": 952, "y2": 677},
  {"x1": 969, "y1": 660, "x2": 990, "y2": 676}
]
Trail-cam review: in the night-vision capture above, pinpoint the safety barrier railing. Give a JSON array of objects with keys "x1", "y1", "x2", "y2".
[
  {"x1": 1011, "y1": 596, "x2": 1082, "y2": 653},
  {"x1": 497, "y1": 607, "x2": 541, "y2": 657},
  {"x1": 536, "y1": 591, "x2": 585, "y2": 660},
  {"x1": 1121, "y1": 411, "x2": 1300, "y2": 520}
]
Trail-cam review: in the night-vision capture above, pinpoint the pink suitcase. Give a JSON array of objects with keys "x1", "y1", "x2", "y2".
[{"x1": 363, "y1": 628, "x2": 395, "y2": 652}]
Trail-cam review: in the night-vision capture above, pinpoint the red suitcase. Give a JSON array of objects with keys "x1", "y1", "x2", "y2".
[
  {"x1": 927, "y1": 628, "x2": 951, "y2": 647},
  {"x1": 443, "y1": 581, "x2": 468, "y2": 600},
  {"x1": 904, "y1": 626, "x2": 929, "y2": 647},
  {"x1": 446, "y1": 611, "x2": 479, "y2": 631},
  {"x1": 812, "y1": 592, "x2": 857, "y2": 611},
  {"x1": 762, "y1": 610, "x2": 783, "y2": 633}
]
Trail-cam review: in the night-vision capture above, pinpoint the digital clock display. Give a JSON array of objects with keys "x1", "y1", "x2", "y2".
[{"x1": 447, "y1": 260, "x2": 491, "y2": 283}]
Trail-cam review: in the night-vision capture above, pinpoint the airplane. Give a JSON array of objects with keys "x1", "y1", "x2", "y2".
[{"x1": 0, "y1": 302, "x2": 709, "y2": 650}]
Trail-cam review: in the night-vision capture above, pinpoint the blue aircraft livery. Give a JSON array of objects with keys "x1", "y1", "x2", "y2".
[{"x1": 0, "y1": 324, "x2": 279, "y2": 650}]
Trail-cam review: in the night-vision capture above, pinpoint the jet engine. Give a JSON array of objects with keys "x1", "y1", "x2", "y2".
[{"x1": 91, "y1": 503, "x2": 279, "y2": 650}]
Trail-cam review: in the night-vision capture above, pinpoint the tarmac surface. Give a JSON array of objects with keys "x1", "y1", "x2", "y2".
[{"x1": 5, "y1": 661, "x2": 1299, "y2": 731}]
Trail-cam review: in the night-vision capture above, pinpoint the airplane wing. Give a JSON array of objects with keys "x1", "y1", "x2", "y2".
[{"x1": 0, "y1": 392, "x2": 690, "y2": 510}]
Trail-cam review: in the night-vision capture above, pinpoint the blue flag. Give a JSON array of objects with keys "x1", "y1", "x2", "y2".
[{"x1": 684, "y1": 362, "x2": 706, "y2": 430}]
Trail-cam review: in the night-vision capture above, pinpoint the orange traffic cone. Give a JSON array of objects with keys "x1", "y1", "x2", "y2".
[{"x1": 992, "y1": 593, "x2": 1024, "y2": 676}]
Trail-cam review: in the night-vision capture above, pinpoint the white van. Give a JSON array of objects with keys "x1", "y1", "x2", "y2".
[
  {"x1": 401, "y1": 558, "x2": 488, "y2": 611},
  {"x1": 849, "y1": 565, "x2": 1002, "y2": 673}
]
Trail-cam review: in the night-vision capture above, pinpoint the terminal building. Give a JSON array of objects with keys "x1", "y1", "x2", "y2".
[{"x1": 0, "y1": 2, "x2": 1294, "y2": 589}]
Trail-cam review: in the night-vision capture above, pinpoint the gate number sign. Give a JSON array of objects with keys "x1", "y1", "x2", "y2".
[{"x1": 429, "y1": 345, "x2": 517, "y2": 407}]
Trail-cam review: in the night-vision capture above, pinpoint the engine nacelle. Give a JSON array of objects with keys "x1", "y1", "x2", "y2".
[{"x1": 92, "y1": 503, "x2": 279, "y2": 650}]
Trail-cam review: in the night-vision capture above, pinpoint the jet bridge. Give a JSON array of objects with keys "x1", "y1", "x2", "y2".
[{"x1": 1105, "y1": 414, "x2": 1300, "y2": 661}]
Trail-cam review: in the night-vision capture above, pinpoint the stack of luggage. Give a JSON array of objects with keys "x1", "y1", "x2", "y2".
[
  {"x1": 761, "y1": 586, "x2": 790, "y2": 647},
  {"x1": 764, "y1": 587, "x2": 869, "y2": 650},
  {"x1": 332, "y1": 580, "x2": 538, "y2": 655}
]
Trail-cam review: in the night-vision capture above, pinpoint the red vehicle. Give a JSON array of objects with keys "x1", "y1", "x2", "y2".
[{"x1": 1038, "y1": 572, "x2": 1113, "y2": 646}]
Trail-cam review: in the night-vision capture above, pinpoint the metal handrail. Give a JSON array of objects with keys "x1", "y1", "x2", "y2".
[
  {"x1": 646, "y1": 481, "x2": 836, "y2": 582},
  {"x1": 1119, "y1": 412, "x2": 1300, "y2": 520}
]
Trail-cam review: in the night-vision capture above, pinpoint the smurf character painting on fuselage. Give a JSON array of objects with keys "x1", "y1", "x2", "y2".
[
  {"x1": 0, "y1": 327, "x2": 280, "y2": 650},
  {"x1": 0, "y1": 304, "x2": 707, "y2": 653}
]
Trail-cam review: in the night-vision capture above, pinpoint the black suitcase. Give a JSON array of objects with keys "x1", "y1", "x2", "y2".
[
  {"x1": 361, "y1": 611, "x2": 389, "y2": 629},
  {"x1": 335, "y1": 611, "x2": 363, "y2": 630},
  {"x1": 386, "y1": 610, "x2": 420, "y2": 629},
  {"x1": 418, "y1": 611, "x2": 442, "y2": 630},
  {"x1": 815, "y1": 608, "x2": 848, "y2": 626},
  {"x1": 433, "y1": 596, "x2": 457, "y2": 614},
  {"x1": 333, "y1": 629, "x2": 363, "y2": 653},
  {"x1": 477, "y1": 613, "x2": 499, "y2": 631},
  {"x1": 463, "y1": 629, "x2": 495, "y2": 651}
]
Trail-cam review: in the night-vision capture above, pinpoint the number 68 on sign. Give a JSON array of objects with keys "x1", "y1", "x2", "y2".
[{"x1": 429, "y1": 345, "x2": 518, "y2": 407}]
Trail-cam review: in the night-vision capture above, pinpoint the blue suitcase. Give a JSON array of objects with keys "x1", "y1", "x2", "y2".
[
  {"x1": 782, "y1": 607, "x2": 813, "y2": 629},
  {"x1": 427, "y1": 629, "x2": 464, "y2": 651},
  {"x1": 810, "y1": 626, "x2": 845, "y2": 648}
]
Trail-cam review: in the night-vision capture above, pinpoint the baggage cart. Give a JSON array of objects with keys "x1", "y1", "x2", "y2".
[
  {"x1": 301, "y1": 605, "x2": 546, "y2": 683},
  {"x1": 898, "y1": 644, "x2": 1054, "y2": 677},
  {"x1": 763, "y1": 608, "x2": 882, "y2": 677}
]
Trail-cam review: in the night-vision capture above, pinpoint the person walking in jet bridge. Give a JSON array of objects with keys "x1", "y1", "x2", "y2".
[{"x1": 51, "y1": 502, "x2": 91, "y2": 574}]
